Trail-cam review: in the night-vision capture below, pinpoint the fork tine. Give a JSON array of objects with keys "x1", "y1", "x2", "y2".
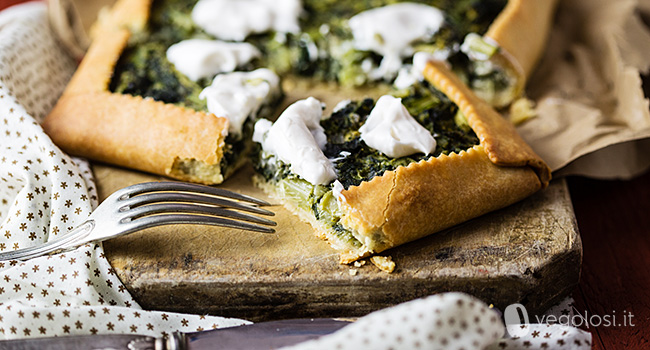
[
  {"x1": 124, "y1": 203, "x2": 277, "y2": 226},
  {"x1": 119, "y1": 192, "x2": 275, "y2": 216},
  {"x1": 126, "y1": 214, "x2": 276, "y2": 234},
  {"x1": 121, "y1": 182, "x2": 271, "y2": 206},
  {"x1": 1, "y1": 182, "x2": 277, "y2": 261}
]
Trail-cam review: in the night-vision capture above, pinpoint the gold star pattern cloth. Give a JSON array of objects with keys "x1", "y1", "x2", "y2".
[
  {"x1": 278, "y1": 294, "x2": 594, "y2": 350},
  {"x1": 0, "y1": 3, "x2": 593, "y2": 349},
  {"x1": 0, "y1": 2, "x2": 249, "y2": 339}
]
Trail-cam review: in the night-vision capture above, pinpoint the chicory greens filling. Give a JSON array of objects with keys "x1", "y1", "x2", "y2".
[
  {"x1": 254, "y1": 0, "x2": 508, "y2": 86},
  {"x1": 110, "y1": 0, "x2": 510, "y2": 99},
  {"x1": 253, "y1": 80, "x2": 479, "y2": 247}
]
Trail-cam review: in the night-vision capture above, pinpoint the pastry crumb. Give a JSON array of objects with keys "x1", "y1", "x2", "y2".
[
  {"x1": 348, "y1": 268, "x2": 358, "y2": 276},
  {"x1": 508, "y1": 97, "x2": 537, "y2": 125},
  {"x1": 353, "y1": 260, "x2": 367, "y2": 268},
  {"x1": 370, "y1": 256, "x2": 395, "y2": 273}
]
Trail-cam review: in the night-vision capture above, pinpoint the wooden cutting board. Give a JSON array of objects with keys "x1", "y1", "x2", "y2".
[
  {"x1": 97, "y1": 163, "x2": 581, "y2": 321},
  {"x1": 76, "y1": 0, "x2": 580, "y2": 324}
]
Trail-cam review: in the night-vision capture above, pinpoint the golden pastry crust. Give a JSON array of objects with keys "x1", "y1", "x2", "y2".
[
  {"x1": 336, "y1": 62, "x2": 551, "y2": 263},
  {"x1": 45, "y1": 92, "x2": 228, "y2": 184},
  {"x1": 60, "y1": 28, "x2": 129, "y2": 95},
  {"x1": 43, "y1": 0, "x2": 231, "y2": 184},
  {"x1": 423, "y1": 61, "x2": 551, "y2": 184},
  {"x1": 487, "y1": 0, "x2": 560, "y2": 82},
  {"x1": 339, "y1": 145, "x2": 542, "y2": 261}
]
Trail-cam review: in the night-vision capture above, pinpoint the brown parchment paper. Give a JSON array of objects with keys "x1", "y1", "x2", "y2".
[
  {"x1": 517, "y1": 0, "x2": 650, "y2": 179},
  {"x1": 69, "y1": 0, "x2": 650, "y2": 179}
]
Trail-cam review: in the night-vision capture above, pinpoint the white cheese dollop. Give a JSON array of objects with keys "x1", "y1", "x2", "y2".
[
  {"x1": 192, "y1": 0, "x2": 302, "y2": 41},
  {"x1": 349, "y1": 3, "x2": 445, "y2": 81},
  {"x1": 359, "y1": 95, "x2": 436, "y2": 158},
  {"x1": 332, "y1": 180, "x2": 346, "y2": 203},
  {"x1": 393, "y1": 66, "x2": 421, "y2": 90},
  {"x1": 332, "y1": 99, "x2": 352, "y2": 113},
  {"x1": 253, "y1": 97, "x2": 337, "y2": 185},
  {"x1": 393, "y1": 51, "x2": 451, "y2": 89},
  {"x1": 166, "y1": 39, "x2": 260, "y2": 82},
  {"x1": 199, "y1": 68, "x2": 280, "y2": 137}
]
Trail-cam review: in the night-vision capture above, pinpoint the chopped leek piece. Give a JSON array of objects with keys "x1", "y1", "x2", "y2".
[{"x1": 461, "y1": 33, "x2": 498, "y2": 61}]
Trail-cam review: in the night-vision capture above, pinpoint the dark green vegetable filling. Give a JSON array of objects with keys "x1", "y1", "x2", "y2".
[
  {"x1": 109, "y1": 0, "x2": 210, "y2": 111},
  {"x1": 323, "y1": 81, "x2": 479, "y2": 188},
  {"x1": 248, "y1": 0, "x2": 509, "y2": 86},
  {"x1": 110, "y1": 0, "x2": 509, "y2": 97},
  {"x1": 296, "y1": 0, "x2": 507, "y2": 85},
  {"x1": 253, "y1": 81, "x2": 479, "y2": 245},
  {"x1": 254, "y1": 80, "x2": 479, "y2": 188}
]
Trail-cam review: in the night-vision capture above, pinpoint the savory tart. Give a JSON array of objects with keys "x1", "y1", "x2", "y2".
[
  {"x1": 43, "y1": 0, "x2": 556, "y2": 185},
  {"x1": 252, "y1": 61, "x2": 550, "y2": 263}
]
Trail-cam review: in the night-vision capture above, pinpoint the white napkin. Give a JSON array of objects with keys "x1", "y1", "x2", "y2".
[
  {"x1": 281, "y1": 294, "x2": 592, "y2": 350},
  {"x1": 0, "y1": 3, "x2": 593, "y2": 349},
  {"x1": 0, "y1": 2, "x2": 249, "y2": 339},
  {"x1": 280, "y1": 293, "x2": 505, "y2": 350}
]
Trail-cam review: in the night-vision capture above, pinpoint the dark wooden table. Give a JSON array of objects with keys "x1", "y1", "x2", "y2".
[
  {"x1": 0, "y1": 1, "x2": 645, "y2": 346},
  {"x1": 568, "y1": 169, "x2": 650, "y2": 349}
]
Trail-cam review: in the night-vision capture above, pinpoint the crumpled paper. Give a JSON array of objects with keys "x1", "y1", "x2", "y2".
[{"x1": 516, "y1": 0, "x2": 650, "y2": 179}]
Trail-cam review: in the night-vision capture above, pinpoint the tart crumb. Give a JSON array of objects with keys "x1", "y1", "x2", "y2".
[
  {"x1": 370, "y1": 256, "x2": 395, "y2": 273},
  {"x1": 508, "y1": 97, "x2": 537, "y2": 125}
]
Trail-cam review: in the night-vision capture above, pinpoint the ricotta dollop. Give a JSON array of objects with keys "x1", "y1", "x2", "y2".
[
  {"x1": 191, "y1": 0, "x2": 302, "y2": 41},
  {"x1": 253, "y1": 97, "x2": 337, "y2": 185},
  {"x1": 166, "y1": 39, "x2": 260, "y2": 82},
  {"x1": 199, "y1": 68, "x2": 280, "y2": 137},
  {"x1": 359, "y1": 95, "x2": 436, "y2": 158},
  {"x1": 349, "y1": 3, "x2": 445, "y2": 81},
  {"x1": 393, "y1": 51, "x2": 451, "y2": 89}
]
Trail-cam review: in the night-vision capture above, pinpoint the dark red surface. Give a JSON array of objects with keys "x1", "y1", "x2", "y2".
[
  {"x1": 569, "y1": 170, "x2": 650, "y2": 349},
  {"x1": 0, "y1": 0, "x2": 40, "y2": 12}
]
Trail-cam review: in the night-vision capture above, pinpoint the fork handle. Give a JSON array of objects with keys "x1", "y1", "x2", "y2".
[{"x1": 0, "y1": 221, "x2": 95, "y2": 261}]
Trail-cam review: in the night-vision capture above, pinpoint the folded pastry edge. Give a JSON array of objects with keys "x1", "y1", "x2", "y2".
[
  {"x1": 334, "y1": 62, "x2": 551, "y2": 262},
  {"x1": 486, "y1": 0, "x2": 560, "y2": 83}
]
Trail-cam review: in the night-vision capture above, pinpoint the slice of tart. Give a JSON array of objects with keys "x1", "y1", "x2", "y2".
[
  {"x1": 44, "y1": 0, "x2": 283, "y2": 185},
  {"x1": 252, "y1": 61, "x2": 550, "y2": 263}
]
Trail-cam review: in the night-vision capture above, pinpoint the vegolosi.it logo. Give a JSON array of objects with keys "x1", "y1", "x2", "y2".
[{"x1": 504, "y1": 303, "x2": 635, "y2": 337}]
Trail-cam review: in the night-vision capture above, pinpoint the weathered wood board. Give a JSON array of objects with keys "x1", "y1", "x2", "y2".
[
  {"x1": 97, "y1": 164, "x2": 581, "y2": 321},
  {"x1": 77, "y1": 0, "x2": 581, "y2": 323}
]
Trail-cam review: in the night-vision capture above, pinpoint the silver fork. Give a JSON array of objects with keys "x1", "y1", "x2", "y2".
[{"x1": 0, "y1": 182, "x2": 276, "y2": 261}]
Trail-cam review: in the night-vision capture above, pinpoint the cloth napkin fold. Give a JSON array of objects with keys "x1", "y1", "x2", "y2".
[
  {"x1": 0, "y1": 2, "x2": 250, "y2": 338},
  {"x1": 0, "y1": 3, "x2": 592, "y2": 349},
  {"x1": 279, "y1": 294, "x2": 592, "y2": 350}
]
